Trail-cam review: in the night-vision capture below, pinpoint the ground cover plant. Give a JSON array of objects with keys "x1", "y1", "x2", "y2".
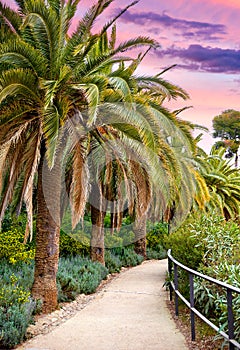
[{"x1": 0, "y1": 260, "x2": 35, "y2": 348}]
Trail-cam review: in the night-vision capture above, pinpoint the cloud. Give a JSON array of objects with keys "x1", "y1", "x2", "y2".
[
  {"x1": 233, "y1": 78, "x2": 240, "y2": 84},
  {"x1": 156, "y1": 45, "x2": 240, "y2": 73},
  {"x1": 118, "y1": 10, "x2": 227, "y2": 41}
]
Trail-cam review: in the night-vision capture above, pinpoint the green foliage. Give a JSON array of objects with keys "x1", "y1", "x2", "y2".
[
  {"x1": 117, "y1": 247, "x2": 144, "y2": 267},
  {"x1": 59, "y1": 230, "x2": 90, "y2": 257},
  {"x1": 104, "y1": 230, "x2": 123, "y2": 248},
  {"x1": 0, "y1": 260, "x2": 34, "y2": 294},
  {"x1": 147, "y1": 222, "x2": 168, "y2": 246},
  {"x1": 192, "y1": 215, "x2": 240, "y2": 266},
  {"x1": 166, "y1": 212, "x2": 240, "y2": 346},
  {"x1": 146, "y1": 222, "x2": 168, "y2": 259},
  {"x1": 164, "y1": 213, "x2": 214, "y2": 297},
  {"x1": 105, "y1": 250, "x2": 122, "y2": 273},
  {"x1": 0, "y1": 301, "x2": 35, "y2": 349},
  {"x1": 146, "y1": 247, "x2": 167, "y2": 260},
  {"x1": 163, "y1": 214, "x2": 205, "y2": 270},
  {"x1": 104, "y1": 222, "x2": 135, "y2": 249},
  {"x1": 198, "y1": 147, "x2": 240, "y2": 219},
  {"x1": 0, "y1": 274, "x2": 30, "y2": 307},
  {"x1": 0, "y1": 261, "x2": 35, "y2": 349},
  {"x1": 0, "y1": 229, "x2": 35, "y2": 264},
  {"x1": 1, "y1": 210, "x2": 28, "y2": 233},
  {"x1": 57, "y1": 256, "x2": 108, "y2": 302},
  {"x1": 213, "y1": 109, "x2": 240, "y2": 160},
  {"x1": 191, "y1": 216, "x2": 240, "y2": 343}
]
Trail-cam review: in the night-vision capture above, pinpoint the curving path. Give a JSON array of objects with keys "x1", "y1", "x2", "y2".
[{"x1": 18, "y1": 259, "x2": 188, "y2": 350}]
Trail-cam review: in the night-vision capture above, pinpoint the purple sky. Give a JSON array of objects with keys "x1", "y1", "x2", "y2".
[{"x1": 4, "y1": 0, "x2": 240, "y2": 151}]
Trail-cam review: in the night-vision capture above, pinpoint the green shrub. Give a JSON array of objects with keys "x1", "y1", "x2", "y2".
[
  {"x1": 166, "y1": 212, "x2": 240, "y2": 345},
  {"x1": 0, "y1": 229, "x2": 35, "y2": 264},
  {"x1": 163, "y1": 214, "x2": 207, "y2": 298},
  {"x1": 191, "y1": 216, "x2": 240, "y2": 343},
  {"x1": 118, "y1": 229, "x2": 135, "y2": 247},
  {"x1": 57, "y1": 256, "x2": 108, "y2": 302},
  {"x1": 104, "y1": 230, "x2": 123, "y2": 249},
  {"x1": 105, "y1": 250, "x2": 122, "y2": 273},
  {"x1": 146, "y1": 222, "x2": 168, "y2": 260},
  {"x1": 147, "y1": 222, "x2": 168, "y2": 248},
  {"x1": 163, "y1": 214, "x2": 205, "y2": 270},
  {"x1": 0, "y1": 260, "x2": 34, "y2": 292},
  {"x1": 0, "y1": 301, "x2": 35, "y2": 349},
  {"x1": 0, "y1": 261, "x2": 35, "y2": 349},
  {"x1": 192, "y1": 215, "x2": 240, "y2": 266},
  {"x1": 146, "y1": 247, "x2": 167, "y2": 260},
  {"x1": 118, "y1": 247, "x2": 144, "y2": 267},
  {"x1": 0, "y1": 274, "x2": 30, "y2": 308},
  {"x1": 59, "y1": 230, "x2": 90, "y2": 257},
  {"x1": 1, "y1": 210, "x2": 28, "y2": 233}
]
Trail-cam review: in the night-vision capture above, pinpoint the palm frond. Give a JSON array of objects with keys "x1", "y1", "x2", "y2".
[
  {"x1": 23, "y1": 130, "x2": 41, "y2": 241},
  {"x1": 0, "y1": 138, "x2": 27, "y2": 229},
  {"x1": 72, "y1": 83, "x2": 99, "y2": 126},
  {"x1": 70, "y1": 142, "x2": 89, "y2": 229},
  {"x1": 0, "y1": 143, "x2": 10, "y2": 195},
  {"x1": 108, "y1": 76, "x2": 132, "y2": 102},
  {"x1": 113, "y1": 36, "x2": 157, "y2": 55},
  {"x1": 136, "y1": 75, "x2": 189, "y2": 100},
  {"x1": 0, "y1": 39, "x2": 48, "y2": 76},
  {"x1": 0, "y1": 2, "x2": 21, "y2": 37},
  {"x1": 71, "y1": 0, "x2": 113, "y2": 42},
  {"x1": 42, "y1": 104, "x2": 60, "y2": 167},
  {"x1": 21, "y1": 0, "x2": 59, "y2": 68},
  {"x1": 0, "y1": 68, "x2": 40, "y2": 103},
  {"x1": 99, "y1": 1, "x2": 139, "y2": 36}
]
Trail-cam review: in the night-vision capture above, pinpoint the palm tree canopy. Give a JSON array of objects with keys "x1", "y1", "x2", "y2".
[
  {"x1": 0, "y1": 0, "x2": 158, "y2": 235},
  {"x1": 197, "y1": 146, "x2": 240, "y2": 220}
]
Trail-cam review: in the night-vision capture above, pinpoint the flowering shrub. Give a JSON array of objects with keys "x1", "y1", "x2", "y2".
[{"x1": 0, "y1": 229, "x2": 35, "y2": 264}]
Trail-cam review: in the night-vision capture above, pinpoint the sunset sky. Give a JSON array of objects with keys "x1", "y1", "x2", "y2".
[{"x1": 4, "y1": 0, "x2": 240, "y2": 152}]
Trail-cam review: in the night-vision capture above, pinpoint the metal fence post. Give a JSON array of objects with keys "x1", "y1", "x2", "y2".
[
  {"x1": 168, "y1": 256, "x2": 173, "y2": 301},
  {"x1": 227, "y1": 289, "x2": 235, "y2": 350},
  {"x1": 189, "y1": 273, "x2": 196, "y2": 341},
  {"x1": 174, "y1": 263, "x2": 179, "y2": 316}
]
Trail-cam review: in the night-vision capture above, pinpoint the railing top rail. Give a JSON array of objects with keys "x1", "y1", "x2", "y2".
[{"x1": 167, "y1": 249, "x2": 240, "y2": 294}]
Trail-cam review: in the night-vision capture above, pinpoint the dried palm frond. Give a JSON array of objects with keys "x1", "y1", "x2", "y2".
[{"x1": 70, "y1": 142, "x2": 89, "y2": 228}]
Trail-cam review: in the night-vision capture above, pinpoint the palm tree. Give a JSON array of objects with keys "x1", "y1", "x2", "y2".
[
  {"x1": 86, "y1": 70, "x2": 207, "y2": 260},
  {"x1": 87, "y1": 130, "x2": 154, "y2": 262},
  {"x1": 86, "y1": 44, "x2": 212, "y2": 259},
  {"x1": 198, "y1": 147, "x2": 240, "y2": 220},
  {"x1": 0, "y1": 0, "x2": 157, "y2": 312}
]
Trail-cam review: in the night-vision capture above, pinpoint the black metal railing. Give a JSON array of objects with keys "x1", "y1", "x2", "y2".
[{"x1": 167, "y1": 249, "x2": 240, "y2": 350}]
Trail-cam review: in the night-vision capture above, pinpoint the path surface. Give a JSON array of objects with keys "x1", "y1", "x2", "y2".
[{"x1": 18, "y1": 259, "x2": 188, "y2": 350}]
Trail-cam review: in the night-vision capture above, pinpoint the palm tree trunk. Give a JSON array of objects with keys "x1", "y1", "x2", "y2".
[
  {"x1": 90, "y1": 204, "x2": 106, "y2": 265},
  {"x1": 235, "y1": 152, "x2": 238, "y2": 168},
  {"x1": 133, "y1": 214, "x2": 147, "y2": 259},
  {"x1": 90, "y1": 183, "x2": 106, "y2": 265},
  {"x1": 32, "y1": 145, "x2": 62, "y2": 314}
]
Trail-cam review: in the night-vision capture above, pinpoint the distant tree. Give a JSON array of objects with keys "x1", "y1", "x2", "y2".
[{"x1": 213, "y1": 109, "x2": 240, "y2": 167}]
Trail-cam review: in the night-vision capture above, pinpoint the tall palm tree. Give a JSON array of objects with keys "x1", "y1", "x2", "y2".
[{"x1": 0, "y1": 0, "x2": 157, "y2": 312}]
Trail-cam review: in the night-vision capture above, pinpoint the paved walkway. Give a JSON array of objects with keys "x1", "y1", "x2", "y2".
[{"x1": 19, "y1": 259, "x2": 188, "y2": 350}]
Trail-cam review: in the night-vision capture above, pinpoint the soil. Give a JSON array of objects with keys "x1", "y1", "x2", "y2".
[{"x1": 167, "y1": 301, "x2": 227, "y2": 350}]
